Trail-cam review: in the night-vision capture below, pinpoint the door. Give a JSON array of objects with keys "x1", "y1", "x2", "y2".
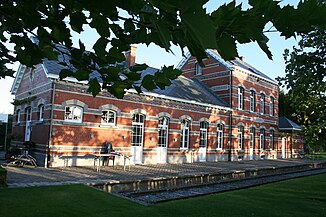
[
  {"x1": 282, "y1": 137, "x2": 286, "y2": 158},
  {"x1": 199, "y1": 121, "x2": 208, "y2": 162},
  {"x1": 249, "y1": 129, "x2": 254, "y2": 160},
  {"x1": 157, "y1": 117, "x2": 169, "y2": 163},
  {"x1": 198, "y1": 147, "x2": 207, "y2": 162},
  {"x1": 25, "y1": 121, "x2": 31, "y2": 141},
  {"x1": 25, "y1": 107, "x2": 32, "y2": 141},
  {"x1": 131, "y1": 114, "x2": 144, "y2": 164}
]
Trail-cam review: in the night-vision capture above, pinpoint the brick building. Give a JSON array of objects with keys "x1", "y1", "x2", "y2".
[{"x1": 10, "y1": 48, "x2": 296, "y2": 167}]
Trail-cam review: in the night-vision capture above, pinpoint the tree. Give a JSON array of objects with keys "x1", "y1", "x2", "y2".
[
  {"x1": 1, "y1": 0, "x2": 326, "y2": 98},
  {"x1": 277, "y1": 28, "x2": 326, "y2": 152}
]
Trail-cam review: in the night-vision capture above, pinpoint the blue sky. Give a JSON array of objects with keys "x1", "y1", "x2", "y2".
[{"x1": 0, "y1": 0, "x2": 300, "y2": 114}]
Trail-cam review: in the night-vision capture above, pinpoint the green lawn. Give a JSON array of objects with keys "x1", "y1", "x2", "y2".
[
  {"x1": 1, "y1": 174, "x2": 326, "y2": 217},
  {"x1": 306, "y1": 152, "x2": 326, "y2": 159}
]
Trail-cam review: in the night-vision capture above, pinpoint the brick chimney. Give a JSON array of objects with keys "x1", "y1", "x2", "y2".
[{"x1": 125, "y1": 45, "x2": 137, "y2": 66}]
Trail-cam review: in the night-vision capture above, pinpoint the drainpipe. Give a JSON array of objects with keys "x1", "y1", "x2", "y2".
[
  {"x1": 45, "y1": 79, "x2": 56, "y2": 168},
  {"x1": 228, "y1": 70, "x2": 233, "y2": 161}
]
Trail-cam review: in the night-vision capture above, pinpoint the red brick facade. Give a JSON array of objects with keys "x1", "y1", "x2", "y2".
[{"x1": 11, "y1": 50, "x2": 299, "y2": 167}]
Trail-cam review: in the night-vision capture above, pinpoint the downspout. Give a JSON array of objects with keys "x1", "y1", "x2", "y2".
[
  {"x1": 45, "y1": 79, "x2": 56, "y2": 168},
  {"x1": 228, "y1": 69, "x2": 233, "y2": 161}
]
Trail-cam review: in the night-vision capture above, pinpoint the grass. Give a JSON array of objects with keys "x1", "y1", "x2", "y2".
[
  {"x1": 306, "y1": 152, "x2": 326, "y2": 159},
  {"x1": 1, "y1": 174, "x2": 326, "y2": 217}
]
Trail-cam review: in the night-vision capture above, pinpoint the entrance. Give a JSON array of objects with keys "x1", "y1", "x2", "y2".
[
  {"x1": 131, "y1": 114, "x2": 144, "y2": 164},
  {"x1": 282, "y1": 137, "x2": 286, "y2": 158}
]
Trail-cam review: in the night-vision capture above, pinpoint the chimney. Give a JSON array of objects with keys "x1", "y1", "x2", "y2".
[{"x1": 125, "y1": 45, "x2": 137, "y2": 66}]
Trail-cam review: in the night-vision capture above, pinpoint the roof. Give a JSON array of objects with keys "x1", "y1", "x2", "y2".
[
  {"x1": 177, "y1": 49, "x2": 277, "y2": 84},
  {"x1": 279, "y1": 117, "x2": 301, "y2": 131},
  {"x1": 137, "y1": 67, "x2": 229, "y2": 107}
]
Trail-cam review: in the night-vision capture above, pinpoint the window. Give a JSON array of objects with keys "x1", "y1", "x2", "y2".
[
  {"x1": 260, "y1": 94, "x2": 265, "y2": 114},
  {"x1": 195, "y1": 63, "x2": 202, "y2": 75},
  {"x1": 16, "y1": 109, "x2": 21, "y2": 124},
  {"x1": 270, "y1": 130, "x2": 274, "y2": 150},
  {"x1": 25, "y1": 107, "x2": 32, "y2": 122},
  {"x1": 65, "y1": 106, "x2": 83, "y2": 123},
  {"x1": 217, "y1": 123, "x2": 224, "y2": 149},
  {"x1": 250, "y1": 90, "x2": 255, "y2": 112},
  {"x1": 238, "y1": 87, "x2": 244, "y2": 110},
  {"x1": 131, "y1": 114, "x2": 145, "y2": 146},
  {"x1": 39, "y1": 104, "x2": 44, "y2": 121},
  {"x1": 180, "y1": 119, "x2": 190, "y2": 149},
  {"x1": 238, "y1": 126, "x2": 244, "y2": 150},
  {"x1": 101, "y1": 110, "x2": 116, "y2": 125},
  {"x1": 250, "y1": 127, "x2": 255, "y2": 149},
  {"x1": 199, "y1": 121, "x2": 208, "y2": 148},
  {"x1": 158, "y1": 117, "x2": 169, "y2": 147},
  {"x1": 270, "y1": 97, "x2": 274, "y2": 116},
  {"x1": 259, "y1": 129, "x2": 265, "y2": 150}
]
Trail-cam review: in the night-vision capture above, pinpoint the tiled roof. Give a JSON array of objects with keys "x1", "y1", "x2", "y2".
[{"x1": 279, "y1": 117, "x2": 301, "y2": 131}]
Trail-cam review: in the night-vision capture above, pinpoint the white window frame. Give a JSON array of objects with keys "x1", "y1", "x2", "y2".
[
  {"x1": 64, "y1": 106, "x2": 83, "y2": 123},
  {"x1": 16, "y1": 109, "x2": 21, "y2": 124},
  {"x1": 199, "y1": 121, "x2": 208, "y2": 148},
  {"x1": 101, "y1": 110, "x2": 116, "y2": 125},
  {"x1": 238, "y1": 126, "x2": 244, "y2": 150},
  {"x1": 131, "y1": 114, "x2": 145, "y2": 147},
  {"x1": 269, "y1": 97, "x2": 274, "y2": 116},
  {"x1": 250, "y1": 90, "x2": 255, "y2": 112},
  {"x1": 260, "y1": 94, "x2": 265, "y2": 115},
  {"x1": 158, "y1": 117, "x2": 169, "y2": 148},
  {"x1": 238, "y1": 87, "x2": 244, "y2": 110},
  {"x1": 260, "y1": 129, "x2": 265, "y2": 150},
  {"x1": 270, "y1": 130, "x2": 274, "y2": 150},
  {"x1": 180, "y1": 119, "x2": 190, "y2": 150},
  {"x1": 39, "y1": 104, "x2": 44, "y2": 121},
  {"x1": 195, "y1": 63, "x2": 202, "y2": 75},
  {"x1": 217, "y1": 124, "x2": 224, "y2": 150}
]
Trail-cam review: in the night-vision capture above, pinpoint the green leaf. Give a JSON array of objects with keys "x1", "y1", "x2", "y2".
[
  {"x1": 88, "y1": 79, "x2": 102, "y2": 97},
  {"x1": 70, "y1": 12, "x2": 86, "y2": 33},
  {"x1": 93, "y1": 37, "x2": 108, "y2": 59},
  {"x1": 216, "y1": 34, "x2": 238, "y2": 60},
  {"x1": 142, "y1": 74, "x2": 157, "y2": 90},
  {"x1": 59, "y1": 69, "x2": 73, "y2": 80}
]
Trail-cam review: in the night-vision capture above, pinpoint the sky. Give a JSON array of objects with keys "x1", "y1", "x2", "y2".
[{"x1": 0, "y1": 0, "x2": 300, "y2": 114}]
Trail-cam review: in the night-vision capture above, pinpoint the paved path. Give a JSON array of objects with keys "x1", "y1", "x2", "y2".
[{"x1": 2, "y1": 159, "x2": 325, "y2": 188}]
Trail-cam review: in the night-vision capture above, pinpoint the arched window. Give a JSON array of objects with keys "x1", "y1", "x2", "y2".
[
  {"x1": 238, "y1": 126, "x2": 244, "y2": 150},
  {"x1": 250, "y1": 90, "x2": 256, "y2": 112},
  {"x1": 260, "y1": 93, "x2": 265, "y2": 114},
  {"x1": 65, "y1": 106, "x2": 83, "y2": 123},
  {"x1": 131, "y1": 114, "x2": 145, "y2": 147},
  {"x1": 25, "y1": 107, "x2": 32, "y2": 122},
  {"x1": 180, "y1": 119, "x2": 190, "y2": 149},
  {"x1": 270, "y1": 130, "x2": 274, "y2": 150},
  {"x1": 39, "y1": 104, "x2": 44, "y2": 121},
  {"x1": 199, "y1": 121, "x2": 208, "y2": 148},
  {"x1": 217, "y1": 123, "x2": 224, "y2": 149},
  {"x1": 260, "y1": 128, "x2": 265, "y2": 150},
  {"x1": 101, "y1": 110, "x2": 116, "y2": 125},
  {"x1": 238, "y1": 87, "x2": 244, "y2": 110},
  {"x1": 16, "y1": 109, "x2": 21, "y2": 124},
  {"x1": 158, "y1": 117, "x2": 169, "y2": 148},
  {"x1": 270, "y1": 96, "x2": 274, "y2": 116}
]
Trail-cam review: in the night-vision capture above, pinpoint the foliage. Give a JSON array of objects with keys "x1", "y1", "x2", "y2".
[
  {"x1": 1, "y1": 0, "x2": 326, "y2": 98},
  {"x1": 11, "y1": 96, "x2": 37, "y2": 106},
  {"x1": 1, "y1": 174, "x2": 326, "y2": 216},
  {"x1": 277, "y1": 28, "x2": 326, "y2": 152}
]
